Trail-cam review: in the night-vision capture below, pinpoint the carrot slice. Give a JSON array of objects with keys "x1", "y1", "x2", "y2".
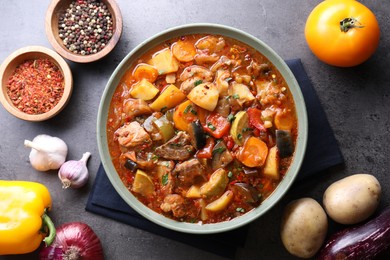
[
  {"x1": 237, "y1": 137, "x2": 268, "y2": 168},
  {"x1": 171, "y1": 40, "x2": 196, "y2": 62},
  {"x1": 274, "y1": 109, "x2": 294, "y2": 130},
  {"x1": 132, "y1": 63, "x2": 159, "y2": 83},
  {"x1": 173, "y1": 100, "x2": 199, "y2": 131}
]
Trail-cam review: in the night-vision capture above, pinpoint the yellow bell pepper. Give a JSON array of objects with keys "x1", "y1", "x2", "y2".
[{"x1": 0, "y1": 180, "x2": 55, "y2": 255}]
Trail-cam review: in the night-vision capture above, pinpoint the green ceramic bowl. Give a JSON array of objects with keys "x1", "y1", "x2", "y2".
[{"x1": 97, "y1": 23, "x2": 308, "y2": 234}]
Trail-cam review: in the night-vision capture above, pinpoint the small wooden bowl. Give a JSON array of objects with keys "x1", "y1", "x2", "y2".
[
  {"x1": 0, "y1": 46, "x2": 73, "y2": 121},
  {"x1": 45, "y1": 0, "x2": 123, "y2": 63}
]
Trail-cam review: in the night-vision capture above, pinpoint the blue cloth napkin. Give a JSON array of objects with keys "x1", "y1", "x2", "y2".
[{"x1": 86, "y1": 59, "x2": 344, "y2": 259}]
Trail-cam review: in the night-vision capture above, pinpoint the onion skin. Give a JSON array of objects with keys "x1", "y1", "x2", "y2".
[
  {"x1": 317, "y1": 207, "x2": 390, "y2": 260},
  {"x1": 40, "y1": 222, "x2": 104, "y2": 260}
]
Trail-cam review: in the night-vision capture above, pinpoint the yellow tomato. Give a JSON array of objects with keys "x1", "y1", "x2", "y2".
[{"x1": 305, "y1": 0, "x2": 380, "y2": 67}]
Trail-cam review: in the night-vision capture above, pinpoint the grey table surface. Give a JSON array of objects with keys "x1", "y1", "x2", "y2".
[{"x1": 1, "y1": 0, "x2": 389, "y2": 259}]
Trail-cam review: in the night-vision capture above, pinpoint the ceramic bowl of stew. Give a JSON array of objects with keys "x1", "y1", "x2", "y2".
[
  {"x1": 45, "y1": 0, "x2": 123, "y2": 63},
  {"x1": 97, "y1": 23, "x2": 308, "y2": 234},
  {"x1": 0, "y1": 46, "x2": 73, "y2": 121}
]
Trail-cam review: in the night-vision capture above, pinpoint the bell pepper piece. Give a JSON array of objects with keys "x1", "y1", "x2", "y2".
[
  {"x1": 196, "y1": 137, "x2": 215, "y2": 159},
  {"x1": 247, "y1": 108, "x2": 266, "y2": 133},
  {"x1": 203, "y1": 112, "x2": 231, "y2": 139},
  {"x1": 0, "y1": 180, "x2": 55, "y2": 255}
]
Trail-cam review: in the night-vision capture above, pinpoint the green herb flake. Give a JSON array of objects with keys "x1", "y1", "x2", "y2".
[
  {"x1": 237, "y1": 133, "x2": 242, "y2": 140},
  {"x1": 232, "y1": 94, "x2": 240, "y2": 99},
  {"x1": 162, "y1": 173, "x2": 169, "y2": 186},
  {"x1": 212, "y1": 146, "x2": 226, "y2": 155},
  {"x1": 228, "y1": 171, "x2": 233, "y2": 178},
  {"x1": 236, "y1": 207, "x2": 245, "y2": 213},
  {"x1": 207, "y1": 122, "x2": 216, "y2": 131},
  {"x1": 243, "y1": 127, "x2": 253, "y2": 132},
  {"x1": 184, "y1": 104, "x2": 192, "y2": 114},
  {"x1": 160, "y1": 106, "x2": 168, "y2": 112},
  {"x1": 194, "y1": 79, "x2": 203, "y2": 86},
  {"x1": 227, "y1": 114, "x2": 235, "y2": 122},
  {"x1": 190, "y1": 108, "x2": 197, "y2": 115}
]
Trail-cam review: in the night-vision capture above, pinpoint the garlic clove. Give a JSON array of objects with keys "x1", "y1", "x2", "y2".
[{"x1": 58, "y1": 152, "x2": 91, "y2": 189}]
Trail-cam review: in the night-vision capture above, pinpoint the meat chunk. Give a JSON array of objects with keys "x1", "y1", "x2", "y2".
[
  {"x1": 154, "y1": 131, "x2": 195, "y2": 160},
  {"x1": 160, "y1": 194, "x2": 186, "y2": 218},
  {"x1": 173, "y1": 159, "x2": 206, "y2": 188},
  {"x1": 156, "y1": 161, "x2": 175, "y2": 197},
  {"x1": 123, "y1": 98, "x2": 152, "y2": 120},
  {"x1": 115, "y1": 121, "x2": 151, "y2": 148}
]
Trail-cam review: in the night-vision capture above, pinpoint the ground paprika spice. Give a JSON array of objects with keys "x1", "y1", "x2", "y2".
[{"x1": 6, "y1": 58, "x2": 64, "y2": 115}]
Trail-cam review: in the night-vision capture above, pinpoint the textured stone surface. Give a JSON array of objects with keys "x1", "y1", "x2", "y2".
[{"x1": 0, "y1": 1, "x2": 389, "y2": 259}]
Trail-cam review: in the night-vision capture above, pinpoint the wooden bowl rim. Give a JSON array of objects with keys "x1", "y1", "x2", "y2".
[
  {"x1": 0, "y1": 46, "x2": 73, "y2": 121},
  {"x1": 45, "y1": 0, "x2": 123, "y2": 63}
]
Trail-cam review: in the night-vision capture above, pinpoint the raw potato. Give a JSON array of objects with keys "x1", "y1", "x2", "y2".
[
  {"x1": 323, "y1": 173, "x2": 381, "y2": 225},
  {"x1": 281, "y1": 198, "x2": 328, "y2": 259}
]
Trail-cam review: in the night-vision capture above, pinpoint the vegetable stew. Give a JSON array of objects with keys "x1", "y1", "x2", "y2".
[{"x1": 106, "y1": 34, "x2": 298, "y2": 224}]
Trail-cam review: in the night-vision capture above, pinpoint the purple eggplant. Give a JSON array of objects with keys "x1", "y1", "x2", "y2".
[
  {"x1": 276, "y1": 130, "x2": 294, "y2": 158},
  {"x1": 317, "y1": 207, "x2": 390, "y2": 260}
]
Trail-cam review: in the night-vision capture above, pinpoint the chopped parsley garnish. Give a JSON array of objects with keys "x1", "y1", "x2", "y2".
[
  {"x1": 162, "y1": 161, "x2": 170, "y2": 167},
  {"x1": 227, "y1": 114, "x2": 235, "y2": 122},
  {"x1": 162, "y1": 174, "x2": 169, "y2": 186},
  {"x1": 190, "y1": 108, "x2": 197, "y2": 115},
  {"x1": 236, "y1": 207, "x2": 245, "y2": 213},
  {"x1": 243, "y1": 127, "x2": 253, "y2": 132},
  {"x1": 160, "y1": 106, "x2": 168, "y2": 112},
  {"x1": 212, "y1": 146, "x2": 226, "y2": 155},
  {"x1": 237, "y1": 133, "x2": 242, "y2": 140},
  {"x1": 194, "y1": 79, "x2": 203, "y2": 86},
  {"x1": 228, "y1": 171, "x2": 233, "y2": 178},
  {"x1": 184, "y1": 104, "x2": 192, "y2": 114},
  {"x1": 207, "y1": 122, "x2": 216, "y2": 131},
  {"x1": 232, "y1": 94, "x2": 240, "y2": 99}
]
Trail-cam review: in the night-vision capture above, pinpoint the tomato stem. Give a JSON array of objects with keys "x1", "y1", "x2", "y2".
[{"x1": 340, "y1": 18, "x2": 364, "y2": 32}]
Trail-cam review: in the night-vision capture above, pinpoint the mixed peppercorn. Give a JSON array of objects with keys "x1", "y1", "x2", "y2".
[{"x1": 58, "y1": 0, "x2": 113, "y2": 55}]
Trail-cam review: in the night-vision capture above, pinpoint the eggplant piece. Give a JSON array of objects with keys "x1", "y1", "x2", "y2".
[
  {"x1": 124, "y1": 159, "x2": 138, "y2": 172},
  {"x1": 242, "y1": 167, "x2": 259, "y2": 176},
  {"x1": 211, "y1": 140, "x2": 233, "y2": 171},
  {"x1": 188, "y1": 120, "x2": 206, "y2": 150},
  {"x1": 317, "y1": 207, "x2": 390, "y2": 260},
  {"x1": 276, "y1": 130, "x2": 294, "y2": 158},
  {"x1": 124, "y1": 151, "x2": 157, "y2": 170},
  {"x1": 231, "y1": 183, "x2": 261, "y2": 203}
]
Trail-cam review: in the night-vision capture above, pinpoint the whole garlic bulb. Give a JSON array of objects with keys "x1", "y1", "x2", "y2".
[{"x1": 24, "y1": 134, "x2": 68, "y2": 171}]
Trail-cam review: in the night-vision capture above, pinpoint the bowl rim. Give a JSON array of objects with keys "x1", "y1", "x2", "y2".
[
  {"x1": 0, "y1": 45, "x2": 73, "y2": 122},
  {"x1": 97, "y1": 23, "x2": 308, "y2": 234},
  {"x1": 45, "y1": 0, "x2": 123, "y2": 63}
]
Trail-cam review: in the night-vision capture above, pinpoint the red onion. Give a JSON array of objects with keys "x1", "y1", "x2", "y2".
[{"x1": 40, "y1": 222, "x2": 104, "y2": 260}]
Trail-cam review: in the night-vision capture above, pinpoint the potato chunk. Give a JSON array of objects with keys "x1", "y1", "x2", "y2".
[
  {"x1": 149, "y1": 84, "x2": 186, "y2": 112},
  {"x1": 263, "y1": 146, "x2": 279, "y2": 180},
  {"x1": 148, "y1": 48, "x2": 179, "y2": 75},
  {"x1": 187, "y1": 83, "x2": 219, "y2": 111},
  {"x1": 130, "y1": 78, "x2": 159, "y2": 100},
  {"x1": 132, "y1": 169, "x2": 155, "y2": 197},
  {"x1": 205, "y1": 190, "x2": 234, "y2": 212}
]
